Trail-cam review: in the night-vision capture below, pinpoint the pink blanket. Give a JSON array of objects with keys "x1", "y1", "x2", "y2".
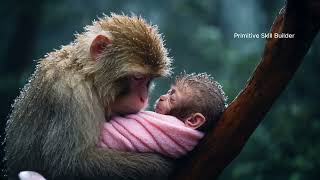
[{"x1": 100, "y1": 111, "x2": 204, "y2": 158}]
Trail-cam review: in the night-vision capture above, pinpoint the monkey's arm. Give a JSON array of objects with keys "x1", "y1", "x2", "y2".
[{"x1": 84, "y1": 148, "x2": 173, "y2": 180}]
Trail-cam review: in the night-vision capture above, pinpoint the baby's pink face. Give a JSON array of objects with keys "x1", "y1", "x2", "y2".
[{"x1": 154, "y1": 86, "x2": 182, "y2": 114}]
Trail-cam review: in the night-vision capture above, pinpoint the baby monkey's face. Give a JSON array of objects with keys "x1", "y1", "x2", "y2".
[{"x1": 154, "y1": 85, "x2": 183, "y2": 114}]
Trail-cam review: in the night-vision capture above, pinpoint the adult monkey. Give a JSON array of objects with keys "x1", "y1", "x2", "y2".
[{"x1": 4, "y1": 14, "x2": 173, "y2": 180}]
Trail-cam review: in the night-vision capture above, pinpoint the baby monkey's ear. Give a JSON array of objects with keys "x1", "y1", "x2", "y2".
[
  {"x1": 184, "y1": 113, "x2": 206, "y2": 129},
  {"x1": 90, "y1": 35, "x2": 112, "y2": 60}
]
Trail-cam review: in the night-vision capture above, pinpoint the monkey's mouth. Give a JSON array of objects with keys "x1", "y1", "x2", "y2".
[{"x1": 154, "y1": 104, "x2": 162, "y2": 113}]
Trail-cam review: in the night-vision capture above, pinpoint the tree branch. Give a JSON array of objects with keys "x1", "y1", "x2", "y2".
[{"x1": 171, "y1": 0, "x2": 320, "y2": 179}]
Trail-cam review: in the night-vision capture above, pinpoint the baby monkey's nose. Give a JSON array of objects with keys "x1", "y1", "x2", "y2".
[{"x1": 159, "y1": 95, "x2": 168, "y2": 101}]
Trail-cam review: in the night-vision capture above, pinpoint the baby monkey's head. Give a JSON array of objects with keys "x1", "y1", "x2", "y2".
[{"x1": 154, "y1": 72, "x2": 227, "y2": 132}]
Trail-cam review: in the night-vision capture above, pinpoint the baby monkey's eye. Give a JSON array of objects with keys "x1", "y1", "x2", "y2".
[{"x1": 169, "y1": 89, "x2": 176, "y2": 95}]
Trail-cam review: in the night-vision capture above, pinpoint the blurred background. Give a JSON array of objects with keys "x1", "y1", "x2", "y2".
[{"x1": 0, "y1": 0, "x2": 319, "y2": 179}]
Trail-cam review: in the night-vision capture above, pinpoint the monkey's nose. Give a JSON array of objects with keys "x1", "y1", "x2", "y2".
[{"x1": 159, "y1": 95, "x2": 167, "y2": 101}]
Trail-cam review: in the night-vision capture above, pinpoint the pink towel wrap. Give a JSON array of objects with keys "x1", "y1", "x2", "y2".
[{"x1": 100, "y1": 111, "x2": 204, "y2": 158}]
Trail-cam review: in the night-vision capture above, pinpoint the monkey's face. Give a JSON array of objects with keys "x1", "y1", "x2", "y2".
[
  {"x1": 110, "y1": 74, "x2": 152, "y2": 115},
  {"x1": 154, "y1": 85, "x2": 183, "y2": 115}
]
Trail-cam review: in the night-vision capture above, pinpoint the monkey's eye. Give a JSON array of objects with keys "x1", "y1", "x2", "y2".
[
  {"x1": 133, "y1": 74, "x2": 144, "y2": 81},
  {"x1": 168, "y1": 89, "x2": 175, "y2": 95}
]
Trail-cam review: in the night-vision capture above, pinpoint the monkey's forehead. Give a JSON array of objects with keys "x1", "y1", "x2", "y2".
[
  {"x1": 98, "y1": 14, "x2": 173, "y2": 76},
  {"x1": 114, "y1": 62, "x2": 171, "y2": 78}
]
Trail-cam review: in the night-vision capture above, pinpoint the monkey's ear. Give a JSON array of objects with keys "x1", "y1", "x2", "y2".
[
  {"x1": 90, "y1": 35, "x2": 112, "y2": 60},
  {"x1": 184, "y1": 113, "x2": 206, "y2": 129}
]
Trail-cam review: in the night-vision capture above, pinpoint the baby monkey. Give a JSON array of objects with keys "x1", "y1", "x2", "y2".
[{"x1": 100, "y1": 72, "x2": 228, "y2": 158}]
